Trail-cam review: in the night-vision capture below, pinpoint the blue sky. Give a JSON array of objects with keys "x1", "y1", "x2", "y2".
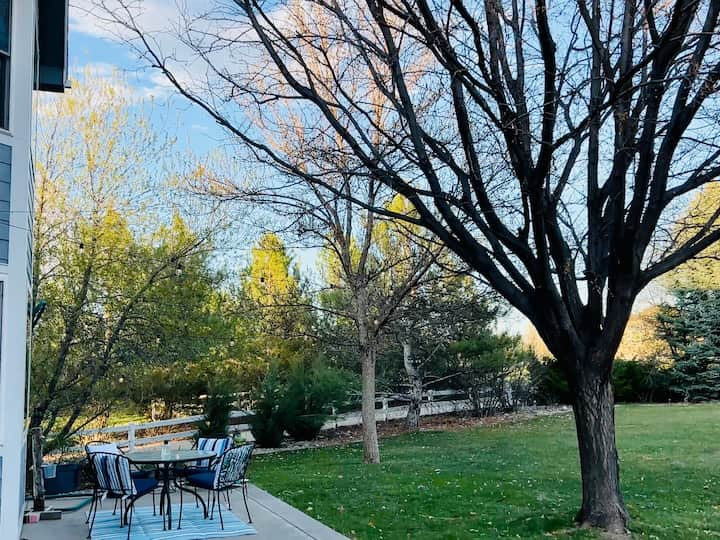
[{"x1": 69, "y1": 30, "x2": 228, "y2": 158}]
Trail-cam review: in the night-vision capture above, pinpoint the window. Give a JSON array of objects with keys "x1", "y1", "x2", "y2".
[
  {"x1": 37, "y1": 0, "x2": 68, "y2": 93},
  {"x1": 0, "y1": 143, "x2": 9, "y2": 264},
  {"x1": 0, "y1": 0, "x2": 9, "y2": 130}
]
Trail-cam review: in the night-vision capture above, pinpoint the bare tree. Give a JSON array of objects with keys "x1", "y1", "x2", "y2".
[
  {"x1": 94, "y1": 0, "x2": 720, "y2": 532},
  {"x1": 206, "y1": 170, "x2": 438, "y2": 463},
  {"x1": 179, "y1": 3, "x2": 442, "y2": 463}
]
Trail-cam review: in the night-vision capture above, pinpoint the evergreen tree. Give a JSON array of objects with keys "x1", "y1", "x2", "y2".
[
  {"x1": 241, "y1": 232, "x2": 315, "y2": 371},
  {"x1": 658, "y1": 289, "x2": 720, "y2": 401}
]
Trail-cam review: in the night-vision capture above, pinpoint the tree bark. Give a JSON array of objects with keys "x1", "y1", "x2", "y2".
[
  {"x1": 355, "y1": 284, "x2": 381, "y2": 464},
  {"x1": 31, "y1": 428, "x2": 45, "y2": 512},
  {"x1": 571, "y1": 366, "x2": 629, "y2": 534},
  {"x1": 361, "y1": 344, "x2": 380, "y2": 463},
  {"x1": 403, "y1": 342, "x2": 422, "y2": 431}
]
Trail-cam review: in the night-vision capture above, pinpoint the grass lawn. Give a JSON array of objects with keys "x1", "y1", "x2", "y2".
[{"x1": 251, "y1": 404, "x2": 720, "y2": 539}]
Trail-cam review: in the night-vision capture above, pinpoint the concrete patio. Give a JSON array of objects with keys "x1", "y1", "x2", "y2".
[{"x1": 21, "y1": 484, "x2": 348, "y2": 540}]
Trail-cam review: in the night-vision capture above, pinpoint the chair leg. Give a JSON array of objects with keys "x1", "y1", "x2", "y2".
[
  {"x1": 218, "y1": 492, "x2": 225, "y2": 530},
  {"x1": 243, "y1": 482, "x2": 252, "y2": 523},
  {"x1": 210, "y1": 491, "x2": 216, "y2": 520},
  {"x1": 85, "y1": 490, "x2": 96, "y2": 524},
  {"x1": 87, "y1": 493, "x2": 99, "y2": 539},
  {"x1": 152, "y1": 489, "x2": 156, "y2": 516},
  {"x1": 125, "y1": 501, "x2": 133, "y2": 540},
  {"x1": 226, "y1": 489, "x2": 232, "y2": 511},
  {"x1": 178, "y1": 482, "x2": 183, "y2": 529},
  {"x1": 112, "y1": 498, "x2": 118, "y2": 516}
]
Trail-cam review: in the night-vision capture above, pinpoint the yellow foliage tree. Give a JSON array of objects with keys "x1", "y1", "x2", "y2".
[
  {"x1": 664, "y1": 183, "x2": 720, "y2": 290},
  {"x1": 616, "y1": 306, "x2": 672, "y2": 365}
]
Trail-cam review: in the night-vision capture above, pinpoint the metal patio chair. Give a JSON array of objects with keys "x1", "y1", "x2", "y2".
[
  {"x1": 180, "y1": 442, "x2": 255, "y2": 529},
  {"x1": 84, "y1": 440, "x2": 153, "y2": 521},
  {"x1": 87, "y1": 451, "x2": 159, "y2": 540},
  {"x1": 174, "y1": 436, "x2": 234, "y2": 477}
]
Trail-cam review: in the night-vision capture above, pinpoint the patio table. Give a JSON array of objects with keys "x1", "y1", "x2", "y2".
[{"x1": 126, "y1": 448, "x2": 216, "y2": 531}]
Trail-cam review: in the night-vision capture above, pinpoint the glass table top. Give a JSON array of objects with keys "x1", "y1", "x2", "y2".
[{"x1": 126, "y1": 448, "x2": 216, "y2": 464}]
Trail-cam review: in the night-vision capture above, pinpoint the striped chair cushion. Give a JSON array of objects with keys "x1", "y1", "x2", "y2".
[
  {"x1": 196, "y1": 437, "x2": 232, "y2": 468},
  {"x1": 213, "y1": 443, "x2": 254, "y2": 489},
  {"x1": 91, "y1": 453, "x2": 136, "y2": 496},
  {"x1": 86, "y1": 442, "x2": 122, "y2": 456}
]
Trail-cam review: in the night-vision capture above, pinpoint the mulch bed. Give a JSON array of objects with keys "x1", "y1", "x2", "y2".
[{"x1": 254, "y1": 405, "x2": 572, "y2": 455}]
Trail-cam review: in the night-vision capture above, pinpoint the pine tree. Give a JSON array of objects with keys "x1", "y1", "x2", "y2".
[{"x1": 658, "y1": 290, "x2": 720, "y2": 401}]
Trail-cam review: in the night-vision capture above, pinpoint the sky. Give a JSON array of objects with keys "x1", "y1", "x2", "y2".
[
  {"x1": 64, "y1": 1, "x2": 672, "y2": 337},
  {"x1": 69, "y1": 15, "x2": 227, "y2": 157}
]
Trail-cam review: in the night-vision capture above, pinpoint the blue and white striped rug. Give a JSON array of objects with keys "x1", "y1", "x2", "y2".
[{"x1": 90, "y1": 504, "x2": 256, "y2": 539}]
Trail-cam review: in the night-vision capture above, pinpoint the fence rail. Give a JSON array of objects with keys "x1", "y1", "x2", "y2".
[{"x1": 69, "y1": 390, "x2": 468, "y2": 452}]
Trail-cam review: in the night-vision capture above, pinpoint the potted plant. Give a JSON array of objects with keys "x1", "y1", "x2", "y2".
[{"x1": 42, "y1": 434, "x2": 83, "y2": 496}]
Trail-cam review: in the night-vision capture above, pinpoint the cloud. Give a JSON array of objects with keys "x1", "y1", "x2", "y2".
[
  {"x1": 69, "y1": 0, "x2": 181, "y2": 40},
  {"x1": 70, "y1": 61, "x2": 117, "y2": 79},
  {"x1": 70, "y1": 1, "x2": 220, "y2": 98}
]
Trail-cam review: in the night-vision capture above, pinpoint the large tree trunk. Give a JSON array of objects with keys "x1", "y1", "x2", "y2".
[
  {"x1": 361, "y1": 344, "x2": 380, "y2": 463},
  {"x1": 31, "y1": 428, "x2": 45, "y2": 512},
  {"x1": 355, "y1": 285, "x2": 380, "y2": 464},
  {"x1": 403, "y1": 342, "x2": 422, "y2": 431},
  {"x1": 571, "y1": 365, "x2": 629, "y2": 534}
]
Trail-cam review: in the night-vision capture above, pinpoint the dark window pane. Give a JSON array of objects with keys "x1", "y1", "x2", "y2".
[
  {"x1": 0, "y1": 0, "x2": 8, "y2": 53},
  {"x1": 0, "y1": 55, "x2": 7, "y2": 130}
]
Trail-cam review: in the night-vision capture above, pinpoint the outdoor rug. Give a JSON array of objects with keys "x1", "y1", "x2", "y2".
[{"x1": 90, "y1": 504, "x2": 256, "y2": 540}]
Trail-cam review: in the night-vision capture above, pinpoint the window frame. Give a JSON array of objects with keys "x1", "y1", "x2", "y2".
[{"x1": 0, "y1": 0, "x2": 10, "y2": 131}]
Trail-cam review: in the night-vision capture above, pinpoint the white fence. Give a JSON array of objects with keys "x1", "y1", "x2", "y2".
[
  {"x1": 326, "y1": 398, "x2": 472, "y2": 430},
  {"x1": 71, "y1": 390, "x2": 468, "y2": 452},
  {"x1": 74, "y1": 410, "x2": 254, "y2": 451}
]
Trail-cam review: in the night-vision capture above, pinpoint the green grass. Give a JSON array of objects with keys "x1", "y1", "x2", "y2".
[{"x1": 251, "y1": 404, "x2": 720, "y2": 539}]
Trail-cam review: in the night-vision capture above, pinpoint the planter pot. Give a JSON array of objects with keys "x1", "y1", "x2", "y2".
[{"x1": 42, "y1": 463, "x2": 81, "y2": 495}]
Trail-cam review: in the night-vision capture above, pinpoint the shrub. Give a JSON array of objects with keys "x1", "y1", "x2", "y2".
[
  {"x1": 525, "y1": 357, "x2": 673, "y2": 405},
  {"x1": 197, "y1": 390, "x2": 234, "y2": 439},
  {"x1": 612, "y1": 359, "x2": 673, "y2": 403},
  {"x1": 525, "y1": 357, "x2": 674, "y2": 405},
  {"x1": 283, "y1": 362, "x2": 349, "y2": 441},
  {"x1": 450, "y1": 333, "x2": 533, "y2": 417},
  {"x1": 528, "y1": 358, "x2": 572, "y2": 405},
  {"x1": 249, "y1": 360, "x2": 350, "y2": 446},
  {"x1": 43, "y1": 433, "x2": 79, "y2": 458},
  {"x1": 249, "y1": 366, "x2": 290, "y2": 448}
]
